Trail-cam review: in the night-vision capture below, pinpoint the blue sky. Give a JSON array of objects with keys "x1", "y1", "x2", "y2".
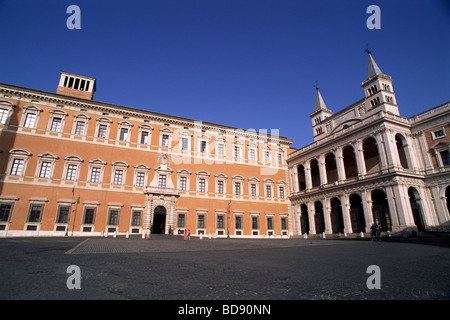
[{"x1": 1, "y1": 0, "x2": 449, "y2": 149}]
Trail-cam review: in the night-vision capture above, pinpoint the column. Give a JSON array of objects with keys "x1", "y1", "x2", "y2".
[
  {"x1": 292, "y1": 165, "x2": 299, "y2": 193},
  {"x1": 382, "y1": 128, "x2": 401, "y2": 169},
  {"x1": 361, "y1": 190, "x2": 373, "y2": 232},
  {"x1": 323, "y1": 198, "x2": 332, "y2": 234},
  {"x1": 307, "y1": 201, "x2": 316, "y2": 234},
  {"x1": 374, "y1": 130, "x2": 388, "y2": 171},
  {"x1": 353, "y1": 139, "x2": 366, "y2": 177},
  {"x1": 319, "y1": 154, "x2": 328, "y2": 186},
  {"x1": 335, "y1": 147, "x2": 346, "y2": 182},
  {"x1": 304, "y1": 161, "x2": 312, "y2": 191},
  {"x1": 340, "y1": 194, "x2": 353, "y2": 234}
]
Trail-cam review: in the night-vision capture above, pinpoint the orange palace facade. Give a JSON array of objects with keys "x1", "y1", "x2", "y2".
[{"x1": 0, "y1": 72, "x2": 293, "y2": 238}]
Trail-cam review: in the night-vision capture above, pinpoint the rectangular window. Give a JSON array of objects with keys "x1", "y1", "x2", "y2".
[
  {"x1": 281, "y1": 217, "x2": 287, "y2": 230},
  {"x1": 10, "y1": 159, "x2": 24, "y2": 176},
  {"x1": 200, "y1": 140, "x2": 207, "y2": 153},
  {"x1": 264, "y1": 151, "x2": 270, "y2": 163},
  {"x1": 217, "y1": 180, "x2": 224, "y2": 194},
  {"x1": 266, "y1": 185, "x2": 272, "y2": 198},
  {"x1": 267, "y1": 217, "x2": 274, "y2": 230},
  {"x1": 161, "y1": 134, "x2": 169, "y2": 147},
  {"x1": 131, "y1": 210, "x2": 142, "y2": 226},
  {"x1": 56, "y1": 205, "x2": 71, "y2": 224},
  {"x1": 277, "y1": 153, "x2": 283, "y2": 165},
  {"x1": 197, "y1": 214, "x2": 205, "y2": 228},
  {"x1": 66, "y1": 164, "x2": 77, "y2": 181},
  {"x1": 113, "y1": 170, "x2": 123, "y2": 185},
  {"x1": 249, "y1": 149, "x2": 256, "y2": 161},
  {"x1": 119, "y1": 128, "x2": 128, "y2": 142},
  {"x1": 39, "y1": 161, "x2": 52, "y2": 178},
  {"x1": 108, "y1": 209, "x2": 120, "y2": 225},
  {"x1": 0, "y1": 109, "x2": 8, "y2": 124},
  {"x1": 181, "y1": 137, "x2": 189, "y2": 151},
  {"x1": 252, "y1": 216, "x2": 259, "y2": 230},
  {"x1": 50, "y1": 117, "x2": 62, "y2": 132},
  {"x1": 235, "y1": 216, "x2": 242, "y2": 229},
  {"x1": 0, "y1": 204, "x2": 13, "y2": 222},
  {"x1": 234, "y1": 182, "x2": 241, "y2": 195},
  {"x1": 198, "y1": 178, "x2": 206, "y2": 192},
  {"x1": 27, "y1": 205, "x2": 43, "y2": 223},
  {"x1": 74, "y1": 121, "x2": 85, "y2": 135},
  {"x1": 217, "y1": 143, "x2": 224, "y2": 156},
  {"x1": 177, "y1": 213, "x2": 185, "y2": 228},
  {"x1": 158, "y1": 174, "x2": 167, "y2": 188},
  {"x1": 434, "y1": 129, "x2": 445, "y2": 138},
  {"x1": 179, "y1": 176, "x2": 187, "y2": 191},
  {"x1": 90, "y1": 167, "x2": 101, "y2": 183},
  {"x1": 440, "y1": 150, "x2": 450, "y2": 166},
  {"x1": 97, "y1": 124, "x2": 107, "y2": 138},
  {"x1": 140, "y1": 131, "x2": 149, "y2": 144},
  {"x1": 217, "y1": 215, "x2": 224, "y2": 229},
  {"x1": 234, "y1": 146, "x2": 240, "y2": 159},
  {"x1": 23, "y1": 113, "x2": 37, "y2": 128},
  {"x1": 83, "y1": 207, "x2": 96, "y2": 225},
  {"x1": 251, "y1": 184, "x2": 257, "y2": 197},
  {"x1": 279, "y1": 186, "x2": 285, "y2": 199},
  {"x1": 136, "y1": 172, "x2": 145, "y2": 187}
]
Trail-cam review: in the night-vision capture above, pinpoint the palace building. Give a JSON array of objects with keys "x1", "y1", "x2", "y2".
[
  {"x1": 0, "y1": 71, "x2": 293, "y2": 238},
  {"x1": 287, "y1": 52, "x2": 450, "y2": 237}
]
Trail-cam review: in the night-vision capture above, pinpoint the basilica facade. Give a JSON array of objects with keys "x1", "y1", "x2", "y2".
[{"x1": 287, "y1": 53, "x2": 450, "y2": 236}]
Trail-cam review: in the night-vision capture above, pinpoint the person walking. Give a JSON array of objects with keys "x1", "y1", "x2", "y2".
[
  {"x1": 376, "y1": 222, "x2": 382, "y2": 242},
  {"x1": 370, "y1": 222, "x2": 377, "y2": 241},
  {"x1": 184, "y1": 229, "x2": 187, "y2": 240},
  {"x1": 187, "y1": 229, "x2": 191, "y2": 240}
]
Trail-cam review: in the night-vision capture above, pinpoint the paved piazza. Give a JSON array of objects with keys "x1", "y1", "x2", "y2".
[{"x1": 0, "y1": 235, "x2": 449, "y2": 300}]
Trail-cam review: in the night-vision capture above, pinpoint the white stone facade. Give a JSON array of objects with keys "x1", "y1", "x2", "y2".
[{"x1": 288, "y1": 53, "x2": 450, "y2": 236}]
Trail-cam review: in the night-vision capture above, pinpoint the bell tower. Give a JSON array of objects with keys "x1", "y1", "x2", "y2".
[
  {"x1": 310, "y1": 85, "x2": 333, "y2": 141},
  {"x1": 361, "y1": 50, "x2": 398, "y2": 115}
]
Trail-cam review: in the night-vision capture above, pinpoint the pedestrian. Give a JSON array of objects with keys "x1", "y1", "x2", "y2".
[
  {"x1": 376, "y1": 223, "x2": 382, "y2": 242},
  {"x1": 370, "y1": 222, "x2": 377, "y2": 241},
  {"x1": 184, "y1": 229, "x2": 187, "y2": 240},
  {"x1": 187, "y1": 229, "x2": 191, "y2": 240}
]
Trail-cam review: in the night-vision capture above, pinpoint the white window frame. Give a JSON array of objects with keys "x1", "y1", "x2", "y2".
[
  {"x1": 0, "y1": 100, "x2": 15, "y2": 125},
  {"x1": 7, "y1": 149, "x2": 32, "y2": 177},
  {"x1": 111, "y1": 161, "x2": 129, "y2": 186},
  {"x1": 177, "y1": 169, "x2": 192, "y2": 192},
  {"x1": 95, "y1": 117, "x2": 112, "y2": 140},
  {"x1": 138, "y1": 124, "x2": 153, "y2": 146},
  {"x1": 35, "y1": 153, "x2": 59, "y2": 179},
  {"x1": 72, "y1": 114, "x2": 91, "y2": 136},
  {"x1": 160, "y1": 128, "x2": 173, "y2": 148},
  {"x1": 48, "y1": 109, "x2": 68, "y2": 133},
  {"x1": 196, "y1": 170, "x2": 210, "y2": 193},
  {"x1": 133, "y1": 164, "x2": 150, "y2": 188},
  {"x1": 21, "y1": 106, "x2": 42, "y2": 129},
  {"x1": 117, "y1": 121, "x2": 133, "y2": 143},
  {"x1": 63, "y1": 155, "x2": 83, "y2": 182},
  {"x1": 87, "y1": 159, "x2": 107, "y2": 184}
]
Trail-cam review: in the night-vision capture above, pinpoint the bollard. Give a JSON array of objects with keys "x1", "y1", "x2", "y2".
[
  {"x1": 322, "y1": 232, "x2": 326, "y2": 239},
  {"x1": 126, "y1": 232, "x2": 129, "y2": 239}
]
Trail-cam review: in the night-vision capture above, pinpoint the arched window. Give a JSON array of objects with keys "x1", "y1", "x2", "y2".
[{"x1": 363, "y1": 137, "x2": 381, "y2": 173}]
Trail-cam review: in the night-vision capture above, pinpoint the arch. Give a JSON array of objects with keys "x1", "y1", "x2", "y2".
[
  {"x1": 325, "y1": 153, "x2": 338, "y2": 183},
  {"x1": 363, "y1": 137, "x2": 381, "y2": 173},
  {"x1": 310, "y1": 159, "x2": 320, "y2": 188},
  {"x1": 330, "y1": 198, "x2": 344, "y2": 233},
  {"x1": 300, "y1": 204, "x2": 309, "y2": 234},
  {"x1": 314, "y1": 201, "x2": 325, "y2": 234},
  {"x1": 152, "y1": 206, "x2": 167, "y2": 234},
  {"x1": 297, "y1": 164, "x2": 306, "y2": 191},
  {"x1": 349, "y1": 194, "x2": 366, "y2": 233},
  {"x1": 343, "y1": 145, "x2": 358, "y2": 178},
  {"x1": 395, "y1": 134, "x2": 410, "y2": 169},
  {"x1": 371, "y1": 189, "x2": 392, "y2": 231},
  {"x1": 408, "y1": 187, "x2": 425, "y2": 231}
]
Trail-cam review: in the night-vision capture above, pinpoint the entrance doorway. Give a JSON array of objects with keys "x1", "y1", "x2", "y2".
[
  {"x1": 408, "y1": 187, "x2": 425, "y2": 231},
  {"x1": 153, "y1": 206, "x2": 166, "y2": 234}
]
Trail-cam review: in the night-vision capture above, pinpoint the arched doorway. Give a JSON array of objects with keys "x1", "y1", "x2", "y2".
[
  {"x1": 363, "y1": 137, "x2": 381, "y2": 173},
  {"x1": 349, "y1": 194, "x2": 366, "y2": 233},
  {"x1": 343, "y1": 145, "x2": 358, "y2": 178},
  {"x1": 330, "y1": 198, "x2": 344, "y2": 233},
  {"x1": 371, "y1": 189, "x2": 392, "y2": 231},
  {"x1": 300, "y1": 204, "x2": 309, "y2": 234},
  {"x1": 314, "y1": 201, "x2": 325, "y2": 234},
  {"x1": 325, "y1": 153, "x2": 338, "y2": 183},
  {"x1": 298, "y1": 165, "x2": 306, "y2": 191},
  {"x1": 153, "y1": 206, "x2": 167, "y2": 234},
  {"x1": 311, "y1": 159, "x2": 321, "y2": 188},
  {"x1": 408, "y1": 187, "x2": 425, "y2": 231},
  {"x1": 395, "y1": 134, "x2": 410, "y2": 169}
]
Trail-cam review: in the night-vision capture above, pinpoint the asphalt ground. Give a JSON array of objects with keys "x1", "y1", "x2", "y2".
[{"x1": 0, "y1": 233, "x2": 449, "y2": 303}]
